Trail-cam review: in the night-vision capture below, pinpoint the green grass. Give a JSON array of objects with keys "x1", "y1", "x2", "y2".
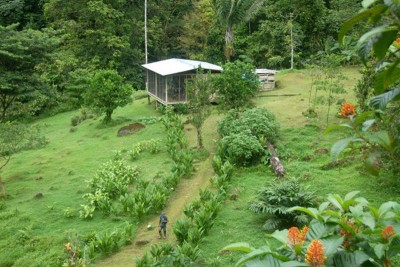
[{"x1": 0, "y1": 98, "x2": 170, "y2": 266}]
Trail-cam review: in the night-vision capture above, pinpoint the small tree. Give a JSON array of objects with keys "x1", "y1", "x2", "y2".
[
  {"x1": 186, "y1": 69, "x2": 213, "y2": 148},
  {"x1": 0, "y1": 122, "x2": 47, "y2": 198},
  {"x1": 84, "y1": 70, "x2": 133, "y2": 123},
  {"x1": 213, "y1": 61, "x2": 259, "y2": 111}
]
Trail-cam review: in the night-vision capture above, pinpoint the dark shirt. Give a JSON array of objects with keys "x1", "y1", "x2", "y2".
[{"x1": 159, "y1": 215, "x2": 168, "y2": 227}]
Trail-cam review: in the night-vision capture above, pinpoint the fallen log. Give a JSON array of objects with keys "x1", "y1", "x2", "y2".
[{"x1": 267, "y1": 142, "x2": 285, "y2": 178}]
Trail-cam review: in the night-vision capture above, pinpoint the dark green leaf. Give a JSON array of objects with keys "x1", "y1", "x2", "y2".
[
  {"x1": 331, "y1": 137, "x2": 364, "y2": 160},
  {"x1": 370, "y1": 88, "x2": 400, "y2": 110},
  {"x1": 339, "y1": 4, "x2": 388, "y2": 44}
]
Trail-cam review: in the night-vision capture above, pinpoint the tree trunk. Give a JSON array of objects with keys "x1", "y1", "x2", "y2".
[
  {"x1": 0, "y1": 176, "x2": 6, "y2": 199},
  {"x1": 196, "y1": 127, "x2": 203, "y2": 148},
  {"x1": 267, "y1": 142, "x2": 285, "y2": 178},
  {"x1": 104, "y1": 110, "x2": 113, "y2": 123}
]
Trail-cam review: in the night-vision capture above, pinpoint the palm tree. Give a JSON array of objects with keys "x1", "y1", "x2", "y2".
[{"x1": 213, "y1": 0, "x2": 267, "y2": 61}]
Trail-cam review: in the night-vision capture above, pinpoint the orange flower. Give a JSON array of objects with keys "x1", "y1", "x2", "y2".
[
  {"x1": 287, "y1": 226, "x2": 309, "y2": 247},
  {"x1": 305, "y1": 240, "x2": 327, "y2": 267},
  {"x1": 381, "y1": 225, "x2": 395, "y2": 239},
  {"x1": 339, "y1": 102, "x2": 356, "y2": 117}
]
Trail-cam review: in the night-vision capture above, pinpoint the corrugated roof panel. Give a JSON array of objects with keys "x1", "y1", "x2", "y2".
[{"x1": 142, "y1": 58, "x2": 222, "y2": 76}]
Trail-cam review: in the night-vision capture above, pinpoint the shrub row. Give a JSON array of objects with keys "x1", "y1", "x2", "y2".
[{"x1": 135, "y1": 155, "x2": 234, "y2": 266}]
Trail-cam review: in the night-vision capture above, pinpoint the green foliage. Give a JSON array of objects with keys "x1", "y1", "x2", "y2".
[
  {"x1": 325, "y1": 109, "x2": 400, "y2": 177},
  {"x1": 213, "y1": 61, "x2": 260, "y2": 111},
  {"x1": 306, "y1": 56, "x2": 347, "y2": 126},
  {"x1": 0, "y1": 24, "x2": 59, "y2": 121},
  {"x1": 186, "y1": 69, "x2": 213, "y2": 148},
  {"x1": 173, "y1": 217, "x2": 192, "y2": 245},
  {"x1": 213, "y1": 0, "x2": 267, "y2": 60},
  {"x1": 218, "y1": 108, "x2": 280, "y2": 143},
  {"x1": 250, "y1": 178, "x2": 316, "y2": 231},
  {"x1": 225, "y1": 191, "x2": 400, "y2": 267},
  {"x1": 218, "y1": 132, "x2": 264, "y2": 166},
  {"x1": 84, "y1": 70, "x2": 133, "y2": 123}
]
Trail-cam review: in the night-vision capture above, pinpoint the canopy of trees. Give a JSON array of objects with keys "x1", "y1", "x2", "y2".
[{"x1": 0, "y1": 0, "x2": 364, "y2": 121}]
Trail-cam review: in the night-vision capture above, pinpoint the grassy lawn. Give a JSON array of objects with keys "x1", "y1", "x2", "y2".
[{"x1": 0, "y1": 97, "x2": 171, "y2": 266}]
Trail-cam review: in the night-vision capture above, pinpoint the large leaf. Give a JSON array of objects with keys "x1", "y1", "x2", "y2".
[
  {"x1": 374, "y1": 243, "x2": 387, "y2": 259},
  {"x1": 379, "y1": 201, "x2": 400, "y2": 218},
  {"x1": 362, "y1": 119, "x2": 376, "y2": 132},
  {"x1": 307, "y1": 221, "x2": 327, "y2": 240},
  {"x1": 339, "y1": 4, "x2": 388, "y2": 43},
  {"x1": 357, "y1": 25, "x2": 397, "y2": 61},
  {"x1": 344, "y1": 191, "x2": 360, "y2": 201},
  {"x1": 288, "y1": 207, "x2": 319, "y2": 220},
  {"x1": 365, "y1": 131, "x2": 392, "y2": 151},
  {"x1": 324, "y1": 124, "x2": 353, "y2": 135},
  {"x1": 353, "y1": 110, "x2": 378, "y2": 128},
  {"x1": 374, "y1": 60, "x2": 400, "y2": 94},
  {"x1": 321, "y1": 237, "x2": 345, "y2": 256},
  {"x1": 361, "y1": 212, "x2": 376, "y2": 230},
  {"x1": 362, "y1": 0, "x2": 379, "y2": 8},
  {"x1": 235, "y1": 247, "x2": 290, "y2": 267},
  {"x1": 331, "y1": 137, "x2": 364, "y2": 160},
  {"x1": 372, "y1": 26, "x2": 398, "y2": 59},
  {"x1": 327, "y1": 194, "x2": 344, "y2": 212},
  {"x1": 370, "y1": 88, "x2": 400, "y2": 110},
  {"x1": 244, "y1": 255, "x2": 281, "y2": 267},
  {"x1": 281, "y1": 261, "x2": 309, "y2": 267},
  {"x1": 332, "y1": 251, "x2": 371, "y2": 267},
  {"x1": 388, "y1": 236, "x2": 400, "y2": 258},
  {"x1": 266, "y1": 229, "x2": 288, "y2": 245},
  {"x1": 222, "y1": 242, "x2": 255, "y2": 253}
]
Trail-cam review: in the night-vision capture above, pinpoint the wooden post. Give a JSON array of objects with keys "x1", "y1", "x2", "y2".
[{"x1": 267, "y1": 142, "x2": 285, "y2": 178}]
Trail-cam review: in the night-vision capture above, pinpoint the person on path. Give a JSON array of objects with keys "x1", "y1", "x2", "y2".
[{"x1": 159, "y1": 211, "x2": 168, "y2": 239}]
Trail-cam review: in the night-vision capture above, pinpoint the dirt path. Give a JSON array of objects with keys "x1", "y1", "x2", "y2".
[
  {"x1": 96, "y1": 117, "x2": 220, "y2": 267},
  {"x1": 96, "y1": 156, "x2": 213, "y2": 266}
]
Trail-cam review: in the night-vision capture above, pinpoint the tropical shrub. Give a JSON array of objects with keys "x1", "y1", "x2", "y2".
[
  {"x1": 88, "y1": 160, "x2": 139, "y2": 199},
  {"x1": 250, "y1": 178, "x2": 316, "y2": 231},
  {"x1": 173, "y1": 217, "x2": 192, "y2": 244},
  {"x1": 325, "y1": 110, "x2": 399, "y2": 177},
  {"x1": 218, "y1": 108, "x2": 280, "y2": 143},
  {"x1": 218, "y1": 132, "x2": 264, "y2": 166},
  {"x1": 212, "y1": 61, "x2": 260, "y2": 111},
  {"x1": 224, "y1": 191, "x2": 400, "y2": 267}
]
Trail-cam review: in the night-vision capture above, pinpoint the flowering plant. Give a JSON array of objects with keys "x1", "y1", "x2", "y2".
[
  {"x1": 338, "y1": 102, "x2": 356, "y2": 117},
  {"x1": 222, "y1": 191, "x2": 400, "y2": 267}
]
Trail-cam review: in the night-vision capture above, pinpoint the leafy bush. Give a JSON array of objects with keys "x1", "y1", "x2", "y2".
[
  {"x1": 212, "y1": 61, "x2": 260, "y2": 110},
  {"x1": 218, "y1": 108, "x2": 280, "y2": 143},
  {"x1": 226, "y1": 191, "x2": 400, "y2": 267},
  {"x1": 173, "y1": 218, "x2": 191, "y2": 244},
  {"x1": 88, "y1": 160, "x2": 139, "y2": 199},
  {"x1": 70, "y1": 115, "x2": 81, "y2": 126},
  {"x1": 250, "y1": 178, "x2": 316, "y2": 231},
  {"x1": 218, "y1": 132, "x2": 264, "y2": 166}
]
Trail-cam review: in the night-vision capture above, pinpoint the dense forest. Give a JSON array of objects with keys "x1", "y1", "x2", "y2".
[{"x1": 0, "y1": 0, "x2": 363, "y2": 122}]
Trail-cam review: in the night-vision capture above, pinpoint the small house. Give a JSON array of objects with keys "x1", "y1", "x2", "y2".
[
  {"x1": 256, "y1": 69, "x2": 277, "y2": 90},
  {"x1": 142, "y1": 58, "x2": 222, "y2": 105}
]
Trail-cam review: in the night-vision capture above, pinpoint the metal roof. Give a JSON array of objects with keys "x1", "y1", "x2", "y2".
[
  {"x1": 142, "y1": 58, "x2": 222, "y2": 76},
  {"x1": 256, "y1": 69, "x2": 277, "y2": 74}
]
